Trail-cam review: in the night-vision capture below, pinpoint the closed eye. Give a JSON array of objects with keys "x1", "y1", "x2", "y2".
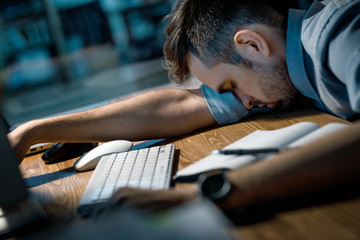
[{"x1": 219, "y1": 79, "x2": 237, "y2": 93}]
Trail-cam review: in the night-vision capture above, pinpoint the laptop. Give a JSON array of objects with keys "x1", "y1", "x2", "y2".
[{"x1": 0, "y1": 114, "x2": 48, "y2": 237}]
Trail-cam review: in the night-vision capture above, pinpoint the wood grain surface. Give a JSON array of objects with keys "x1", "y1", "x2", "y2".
[{"x1": 19, "y1": 108, "x2": 360, "y2": 239}]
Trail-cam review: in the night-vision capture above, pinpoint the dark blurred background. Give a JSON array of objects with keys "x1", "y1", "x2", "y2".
[
  {"x1": 0, "y1": 0, "x2": 313, "y2": 128},
  {"x1": 0, "y1": 0, "x2": 174, "y2": 127}
]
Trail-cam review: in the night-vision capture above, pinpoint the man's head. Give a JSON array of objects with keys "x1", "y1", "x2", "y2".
[{"x1": 163, "y1": 0, "x2": 299, "y2": 110}]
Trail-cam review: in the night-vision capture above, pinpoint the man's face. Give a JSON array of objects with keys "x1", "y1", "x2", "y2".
[{"x1": 188, "y1": 53, "x2": 298, "y2": 110}]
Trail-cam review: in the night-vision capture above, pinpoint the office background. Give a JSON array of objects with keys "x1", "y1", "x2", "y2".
[
  {"x1": 0, "y1": 0, "x2": 174, "y2": 127},
  {"x1": 0, "y1": 0, "x2": 313, "y2": 127}
]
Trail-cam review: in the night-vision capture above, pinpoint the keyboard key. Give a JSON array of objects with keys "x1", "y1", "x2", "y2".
[{"x1": 78, "y1": 144, "x2": 175, "y2": 216}]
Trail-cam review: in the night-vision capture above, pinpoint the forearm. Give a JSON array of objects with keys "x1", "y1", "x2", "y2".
[
  {"x1": 9, "y1": 89, "x2": 216, "y2": 161},
  {"x1": 221, "y1": 121, "x2": 360, "y2": 210}
]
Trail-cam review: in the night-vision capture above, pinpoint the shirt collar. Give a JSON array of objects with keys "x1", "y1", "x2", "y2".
[{"x1": 286, "y1": 9, "x2": 320, "y2": 102}]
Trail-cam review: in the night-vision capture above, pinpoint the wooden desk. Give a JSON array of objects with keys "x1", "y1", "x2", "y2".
[{"x1": 20, "y1": 108, "x2": 360, "y2": 239}]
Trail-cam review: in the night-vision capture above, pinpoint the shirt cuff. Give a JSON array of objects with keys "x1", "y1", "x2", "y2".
[{"x1": 201, "y1": 84, "x2": 250, "y2": 125}]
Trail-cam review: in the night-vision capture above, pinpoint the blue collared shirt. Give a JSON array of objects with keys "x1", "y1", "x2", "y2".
[
  {"x1": 287, "y1": 0, "x2": 360, "y2": 119},
  {"x1": 202, "y1": 0, "x2": 360, "y2": 125}
]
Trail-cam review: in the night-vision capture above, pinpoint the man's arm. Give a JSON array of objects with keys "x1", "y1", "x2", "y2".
[
  {"x1": 8, "y1": 88, "x2": 216, "y2": 163},
  {"x1": 221, "y1": 121, "x2": 360, "y2": 210},
  {"x1": 110, "y1": 121, "x2": 360, "y2": 212}
]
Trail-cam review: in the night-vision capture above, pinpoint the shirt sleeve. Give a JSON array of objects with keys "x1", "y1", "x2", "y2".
[
  {"x1": 201, "y1": 84, "x2": 250, "y2": 125},
  {"x1": 327, "y1": 0, "x2": 360, "y2": 112}
]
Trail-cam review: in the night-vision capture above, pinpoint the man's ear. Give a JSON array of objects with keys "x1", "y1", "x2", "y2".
[{"x1": 234, "y1": 30, "x2": 270, "y2": 58}]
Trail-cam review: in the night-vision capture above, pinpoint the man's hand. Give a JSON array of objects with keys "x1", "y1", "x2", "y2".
[
  {"x1": 7, "y1": 123, "x2": 34, "y2": 164},
  {"x1": 109, "y1": 187, "x2": 199, "y2": 212}
]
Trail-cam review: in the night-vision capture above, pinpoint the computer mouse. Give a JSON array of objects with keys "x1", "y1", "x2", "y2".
[{"x1": 73, "y1": 140, "x2": 133, "y2": 172}]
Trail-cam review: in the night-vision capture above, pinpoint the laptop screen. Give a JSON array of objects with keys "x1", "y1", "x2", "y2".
[{"x1": 0, "y1": 116, "x2": 28, "y2": 207}]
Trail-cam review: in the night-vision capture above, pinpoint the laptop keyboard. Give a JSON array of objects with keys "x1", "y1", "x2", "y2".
[{"x1": 77, "y1": 144, "x2": 175, "y2": 216}]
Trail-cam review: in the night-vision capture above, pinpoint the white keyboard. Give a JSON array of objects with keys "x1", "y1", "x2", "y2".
[{"x1": 77, "y1": 144, "x2": 175, "y2": 216}]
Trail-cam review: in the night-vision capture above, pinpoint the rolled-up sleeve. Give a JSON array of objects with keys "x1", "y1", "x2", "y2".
[{"x1": 201, "y1": 84, "x2": 250, "y2": 125}]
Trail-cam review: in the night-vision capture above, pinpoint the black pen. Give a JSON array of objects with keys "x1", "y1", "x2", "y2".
[{"x1": 212, "y1": 148, "x2": 280, "y2": 155}]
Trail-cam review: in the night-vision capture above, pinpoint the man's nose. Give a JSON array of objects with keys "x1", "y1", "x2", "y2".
[{"x1": 239, "y1": 95, "x2": 254, "y2": 109}]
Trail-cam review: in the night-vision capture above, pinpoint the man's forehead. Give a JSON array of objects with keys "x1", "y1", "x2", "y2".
[
  {"x1": 188, "y1": 53, "x2": 226, "y2": 77},
  {"x1": 187, "y1": 53, "x2": 207, "y2": 69},
  {"x1": 188, "y1": 54, "x2": 226, "y2": 92},
  {"x1": 187, "y1": 54, "x2": 210, "y2": 79}
]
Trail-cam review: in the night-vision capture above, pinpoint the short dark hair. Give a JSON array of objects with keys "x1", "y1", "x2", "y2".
[{"x1": 163, "y1": 0, "x2": 286, "y2": 85}]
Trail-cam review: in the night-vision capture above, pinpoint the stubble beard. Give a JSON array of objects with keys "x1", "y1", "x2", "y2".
[{"x1": 257, "y1": 61, "x2": 299, "y2": 111}]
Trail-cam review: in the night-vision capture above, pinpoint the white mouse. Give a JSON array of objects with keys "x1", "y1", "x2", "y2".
[{"x1": 73, "y1": 140, "x2": 133, "y2": 172}]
